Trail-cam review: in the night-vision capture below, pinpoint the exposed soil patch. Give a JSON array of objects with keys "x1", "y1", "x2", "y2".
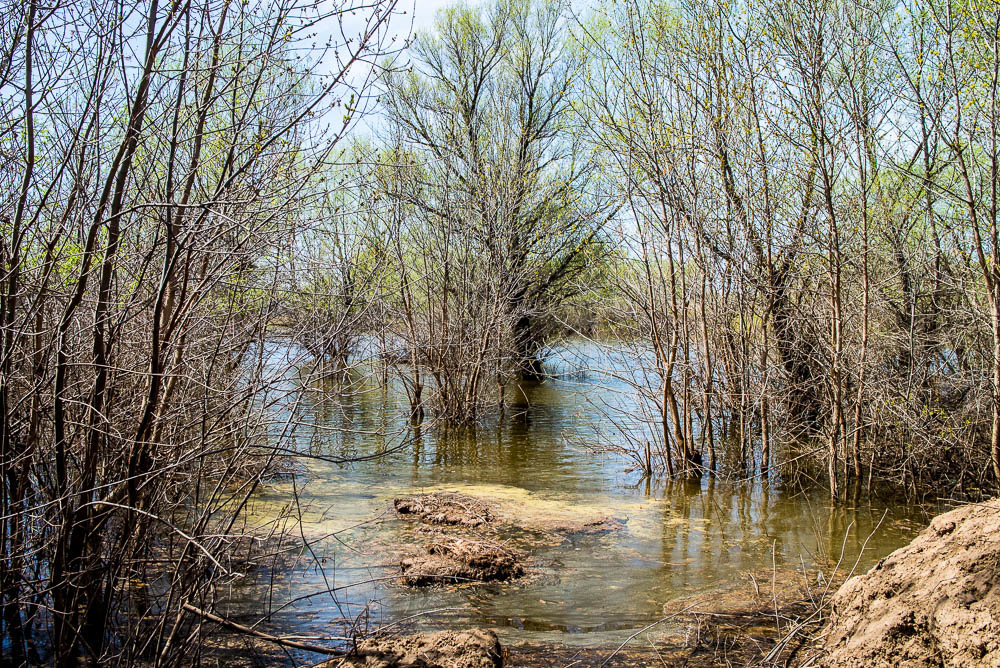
[
  {"x1": 394, "y1": 493, "x2": 495, "y2": 528},
  {"x1": 400, "y1": 538, "x2": 525, "y2": 586},
  {"x1": 322, "y1": 629, "x2": 503, "y2": 667},
  {"x1": 392, "y1": 490, "x2": 625, "y2": 541},
  {"x1": 819, "y1": 497, "x2": 1000, "y2": 667}
]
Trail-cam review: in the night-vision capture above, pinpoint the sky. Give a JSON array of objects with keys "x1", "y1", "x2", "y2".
[
  {"x1": 321, "y1": 0, "x2": 586, "y2": 139},
  {"x1": 329, "y1": 0, "x2": 478, "y2": 138},
  {"x1": 314, "y1": 0, "x2": 454, "y2": 78},
  {"x1": 405, "y1": 0, "x2": 455, "y2": 36},
  {"x1": 303, "y1": 0, "x2": 457, "y2": 139}
]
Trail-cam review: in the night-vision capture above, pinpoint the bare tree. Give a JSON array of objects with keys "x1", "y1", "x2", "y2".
[
  {"x1": 375, "y1": 0, "x2": 614, "y2": 422},
  {"x1": 0, "y1": 0, "x2": 401, "y2": 661},
  {"x1": 575, "y1": 0, "x2": 998, "y2": 498}
]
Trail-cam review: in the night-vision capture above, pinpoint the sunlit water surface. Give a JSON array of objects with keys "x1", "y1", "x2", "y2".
[{"x1": 227, "y1": 341, "x2": 937, "y2": 655}]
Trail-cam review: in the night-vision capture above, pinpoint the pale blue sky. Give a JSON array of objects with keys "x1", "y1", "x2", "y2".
[
  {"x1": 315, "y1": 0, "x2": 455, "y2": 75},
  {"x1": 322, "y1": 0, "x2": 589, "y2": 138},
  {"x1": 307, "y1": 0, "x2": 456, "y2": 136},
  {"x1": 406, "y1": 0, "x2": 455, "y2": 37},
  {"x1": 317, "y1": 0, "x2": 470, "y2": 138}
]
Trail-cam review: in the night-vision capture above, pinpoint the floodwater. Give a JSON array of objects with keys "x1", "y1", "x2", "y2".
[{"x1": 230, "y1": 341, "x2": 937, "y2": 656}]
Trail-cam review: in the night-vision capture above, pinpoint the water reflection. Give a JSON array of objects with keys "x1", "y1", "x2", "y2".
[{"x1": 241, "y1": 341, "x2": 936, "y2": 650}]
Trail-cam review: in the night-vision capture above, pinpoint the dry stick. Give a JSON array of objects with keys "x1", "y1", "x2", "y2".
[
  {"x1": 757, "y1": 509, "x2": 888, "y2": 665},
  {"x1": 597, "y1": 603, "x2": 700, "y2": 667},
  {"x1": 647, "y1": 634, "x2": 669, "y2": 668},
  {"x1": 367, "y1": 606, "x2": 467, "y2": 637},
  {"x1": 182, "y1": 603, "x2": 347, "y2": 656},
  {"x1": 771, "y1": 539, "x2": 779, "y2": 631}
]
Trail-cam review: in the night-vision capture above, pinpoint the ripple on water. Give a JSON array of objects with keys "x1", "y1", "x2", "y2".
[{"x1": 235, "y1": 340, "x2": 938, "y2": 652}]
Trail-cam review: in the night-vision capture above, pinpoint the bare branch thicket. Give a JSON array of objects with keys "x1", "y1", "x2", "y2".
[
  {"x1": 575, "y1": 0, "x2": 1000, "y2": 497},
  {"x1": 0, "y1": 0, "x2": 402, "y2": 662},
  {"x1": 373, "y1": 0, "x2": 617, "y2": 424}
]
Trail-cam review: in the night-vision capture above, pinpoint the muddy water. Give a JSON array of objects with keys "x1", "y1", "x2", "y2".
[{"x1": 236, "y1": 342, "x2": 936, "y2": 654}]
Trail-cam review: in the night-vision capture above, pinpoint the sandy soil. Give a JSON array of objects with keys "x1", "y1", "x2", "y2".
[
  {"x1": 819, "y1": 497, "x2": 1000, "y2": 667},
  {"x1": 319, "y1": 629, "x2": 503, "y2": 667}
]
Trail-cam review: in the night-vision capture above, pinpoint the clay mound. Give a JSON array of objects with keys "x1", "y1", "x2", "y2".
[
  {"x1": 819, "y1": 498, "x2": 1000, "y2": 668},
  {"x1": 394, "y1": 493, "x2": 494, "y2": 528},
  {"x1": 400, "y1": 538, "x2": 524, "y2": 586},
  {"x1": 329, "y1": 629, "x2": 504, "y2": 667}
]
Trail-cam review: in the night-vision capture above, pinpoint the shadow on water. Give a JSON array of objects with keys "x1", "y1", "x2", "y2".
[{"x1": 237, "y1": 340, "x2": 939, "y2": 652}]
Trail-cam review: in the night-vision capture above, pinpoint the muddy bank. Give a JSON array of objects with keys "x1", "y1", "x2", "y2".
[
  {"x1": 528, "y1": 515, "x2": 627, "y2": 536},
  {"x1": 393, "y1": 491, "x2": 626, "y2": 538},
  {"x1": 394, "y1": 493, "x2": 495, "y2": 528},
  {"x1": 322, "y1": 629, "x2": 503, "y2": 667},
  {"x1": 505, "y1": 645, "x2": 676, "y2": 666},
  {"x1": 392, "y1": 491, "x2": 621, "y2": 587},
  {"x1": 819, "y1": 497, "x2": 1000, "y2": 667},
  {"x1": 400, "y1": 538, "x2": 525, "y2": 586}
]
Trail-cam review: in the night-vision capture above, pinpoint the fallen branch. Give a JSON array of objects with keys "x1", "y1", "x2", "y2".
[{"x1": 182, "y1": 603, "x2": 348, "y2": 656}]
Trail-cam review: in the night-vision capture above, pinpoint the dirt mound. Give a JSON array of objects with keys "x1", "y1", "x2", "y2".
[
  {"x1": 400, "y1": 538, "x2": 524, "y2": 586},
  {"x1": 329, "y1": 629, "x2": 504, "y2": 667},
  {"x1": 394, "y1": 493, "x2": 495, "y2": 528},
  {"x1": 819, "y1": 498, "x2": 1000, "y2": 667}
]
